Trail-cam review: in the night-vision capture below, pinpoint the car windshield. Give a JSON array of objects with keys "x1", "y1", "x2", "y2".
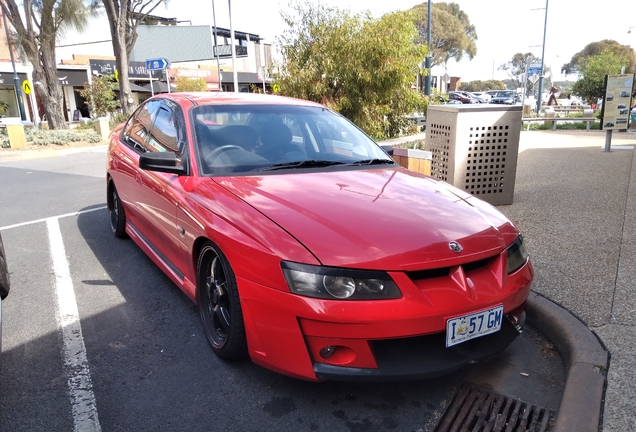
[{"x1": 191, "y1": 104, "x2": 392, "y2": 175}]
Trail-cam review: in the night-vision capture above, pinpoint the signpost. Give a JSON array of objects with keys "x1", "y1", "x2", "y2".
[{"x1": 145, "y1": 58, "x2": 171, "y2": 96}]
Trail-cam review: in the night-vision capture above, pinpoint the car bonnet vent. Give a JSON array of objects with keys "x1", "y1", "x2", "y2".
[{"x1": 406, "y1": 257, "x2": 493, "y2": 281}]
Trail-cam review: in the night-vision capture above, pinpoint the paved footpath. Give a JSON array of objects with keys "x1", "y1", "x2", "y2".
[{"x1": 501, "y1": 130, "x2": 636, "y2": 431}]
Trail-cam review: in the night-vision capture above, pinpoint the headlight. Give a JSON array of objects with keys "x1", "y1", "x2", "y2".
[
  {"x1": 506, "y1": 234, "x2": 528, "y2": 274},
  {"x1": 281, "y1": 261, "x2": 402, "y2": 300}
]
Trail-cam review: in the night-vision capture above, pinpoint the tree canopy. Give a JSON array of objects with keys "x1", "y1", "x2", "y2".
[
  {"x1": 274, "y1": 2, "x2": 428, "y2": 140},
  {"x1": 562, "y1": 40, "x2": 636, "y2": 75},
  {"x1": 175, "y1": 76, "x2": 206, "y2": 92},
  {"x1": 498, "y1": 53, "x2": 541, "y2": 88},
  {"x1": 411, "y1": 2, "x2": 477, "y2": 67},
  {"x1": 98, "y1": 0, "x2": 168, "y2": 114},
  {"x1": 571, "y1": 49, "x2": 629, "y2": 104},
  {"x1": 1, "y1": 0, "x2": 93, "y2": 128},
  {"x1": 460, "y1": 80, "x2": 506, "y2": 92}
]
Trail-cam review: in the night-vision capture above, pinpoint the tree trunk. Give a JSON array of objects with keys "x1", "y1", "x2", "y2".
[
  {"x1": 113, "y1": 36, "x2": 135, "y2": 115},
  {"x1": 35, "y1": 40, "x2": 68, "y2": 129}
]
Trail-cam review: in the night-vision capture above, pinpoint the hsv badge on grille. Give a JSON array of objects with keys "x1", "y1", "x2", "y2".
[{"x1": 449, "y1": 241, "x2": 463, "y2": 253}]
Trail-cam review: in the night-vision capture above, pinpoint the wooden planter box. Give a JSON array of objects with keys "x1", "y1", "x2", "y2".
[{"x1": 392, "y1": 148, "x2": 432, "y2": 176}]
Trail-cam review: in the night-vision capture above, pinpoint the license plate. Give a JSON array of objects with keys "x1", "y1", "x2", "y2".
[{"x1": 446, "y1": 305, "x2": 504, "y2": 347}]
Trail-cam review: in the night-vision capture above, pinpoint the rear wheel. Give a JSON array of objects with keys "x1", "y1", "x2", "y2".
[
  {"x1": 108, "y1": 181, "x2": 127, "y2": 238},
  {"x1": 197, "y1": 241, "x2": 247, "y2": 359}
]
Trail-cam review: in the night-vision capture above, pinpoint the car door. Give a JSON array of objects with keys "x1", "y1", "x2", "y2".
[
  {"x1": 135, "y1": 100, "x2": 190, "y2": 279},
  {"x1": 111, "y1": 99, "x2": 162, "y2": 226}
]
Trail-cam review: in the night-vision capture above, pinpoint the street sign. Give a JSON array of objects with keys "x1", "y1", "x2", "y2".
[
  {"x1": 22, "y1": 80, "x2": 31, "y2": 95},
  {"x1": 528, "y1": 65, "x2": 542, "y2": 77},
  {"x1": 145, "y1": 58, "x2": 170, "y2": 71}
]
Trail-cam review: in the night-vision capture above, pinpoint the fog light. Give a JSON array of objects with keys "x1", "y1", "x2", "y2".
[{"x1": 320, "y1": 346, "x2": 336, "y2": 358}]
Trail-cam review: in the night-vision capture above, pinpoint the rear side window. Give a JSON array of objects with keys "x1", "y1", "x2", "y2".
[
  {"x1": 148, "y1": 104, "x2": 179, "y2": 153},
  {"x1": 123, "y1": 100, "x2": 161, "y2": 153}
]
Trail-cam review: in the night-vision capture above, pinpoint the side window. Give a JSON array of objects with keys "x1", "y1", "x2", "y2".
[
  {"x1": 123, "y1": 100, "x2": 161, "y2": 153},
  {"x1": 148, "y1": 103, "x2": 180, "y2": 153}
]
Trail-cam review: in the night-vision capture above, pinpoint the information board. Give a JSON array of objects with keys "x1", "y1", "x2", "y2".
[{"x1": 601, "y1": 74, "x2": 635, "y2": 130}]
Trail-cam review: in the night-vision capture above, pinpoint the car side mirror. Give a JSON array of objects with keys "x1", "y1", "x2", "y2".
[{"x1": 139, "y1": 152, "x2": 186, "y2": 175}]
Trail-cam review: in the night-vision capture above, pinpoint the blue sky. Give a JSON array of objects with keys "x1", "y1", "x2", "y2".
[{"x1": 162, "y1": 0, "x2": 636, "y2": 82}]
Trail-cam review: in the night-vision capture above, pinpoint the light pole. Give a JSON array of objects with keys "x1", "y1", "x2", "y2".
[
  {"x1": 536, "y1": 0, "x2": 549, "y2": 114},
  {"x1": 2, "y1": 10, "x2": 26, "y2": 121},
  {"x1": 423, "y1": 1, "x2": 432, "y2": 95},
  {"x1": 211, "y1": 0, "x2": 223, "y2": 91},
  {"x1": 228, "y1": 0, "x2": 238, "y2": 92}
]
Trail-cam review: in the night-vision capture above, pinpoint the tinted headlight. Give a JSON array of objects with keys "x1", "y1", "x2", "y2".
[
  {"x1": 281, "y1": 262, "x2": 402, "y2": 300},
  {"x1": 506, "y1": 234, "x2": 528, "y2": 274}
]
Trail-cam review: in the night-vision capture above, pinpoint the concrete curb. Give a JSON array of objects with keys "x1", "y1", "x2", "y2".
[{"x1": 526, "y1": 292, "x2": 609, "y2": 432}]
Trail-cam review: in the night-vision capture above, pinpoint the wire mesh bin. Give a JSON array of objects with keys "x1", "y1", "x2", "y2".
[{"x1": 425, "y1": 104, "x2": 522, "y2": 205}]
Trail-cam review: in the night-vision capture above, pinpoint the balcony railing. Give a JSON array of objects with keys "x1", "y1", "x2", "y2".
[{"x1": 213, "y1": 45, "x2": 248, "y2": 58}]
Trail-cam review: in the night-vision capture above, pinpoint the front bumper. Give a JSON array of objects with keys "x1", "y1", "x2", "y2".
[
  {"x1": 314, "y1": 310, "x2": 524, "y2": 381},
  {"x1": 237, "y1": 256, "x2": 533, "y2": 381}
]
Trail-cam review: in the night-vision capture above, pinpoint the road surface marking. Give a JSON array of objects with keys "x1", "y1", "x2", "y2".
[
  {"x1": 47, "y1": 218, "x2": 101, "y2": 432},
  {"x1": 0, "y1": 206, "x2": 107, "y2": 231}
]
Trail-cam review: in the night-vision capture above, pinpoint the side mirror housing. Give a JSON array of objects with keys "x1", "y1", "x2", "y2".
[{"x1": 139, "y1": 152, "x2": 186, "y2": 175}]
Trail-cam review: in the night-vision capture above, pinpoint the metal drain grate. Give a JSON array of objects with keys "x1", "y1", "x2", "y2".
[{"x1": 434, "y1": 383, "x2": 555, "y2": 432}]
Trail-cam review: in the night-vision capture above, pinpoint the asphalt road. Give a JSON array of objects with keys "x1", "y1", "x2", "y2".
[{"x1": 0, "y1": 148, "x2": 564, "y2": 432}]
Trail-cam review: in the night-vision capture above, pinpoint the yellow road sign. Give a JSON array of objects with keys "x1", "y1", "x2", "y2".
[
  {"x1": 115, "y1": 69, "x2": 119, "y2": 82},
  {"x1": 272, "y1": 83, "x2": 280, "y2": 93},
  {"x1": 22, "y1": 80, "x2": 32, "y2": 95}
]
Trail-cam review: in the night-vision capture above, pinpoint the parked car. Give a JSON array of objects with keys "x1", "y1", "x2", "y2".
[
  {"x1": 0, "y1": 232, "x2": 9, "y2": 368},
  {"x1": 448, "y1": 91, "x2": 479, "y2": 104},
  {"x1": 107, "y1": 92, "x2": 533, "y2": 381},
  {"x1": 490, "y1": 90, "x2": 520, "y2": 105},
  {"x1": 471, "y1": 92, "x2": 491, "y2": 103}
]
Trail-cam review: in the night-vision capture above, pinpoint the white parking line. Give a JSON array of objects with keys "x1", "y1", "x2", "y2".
[
  {"x1": 0, "y1": 206, "x2": 107, "y2": 231},
  {"x1": 47, "y1": 218, "x2": 101, "y2": 432}
]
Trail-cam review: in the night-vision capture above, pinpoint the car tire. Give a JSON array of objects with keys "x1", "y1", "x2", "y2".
[
  {"x1": 108, "y1": 181, "x2": 128, "y2": 239},
  {"x1": 197, "y1": 241, "x2": 247, "y2": 359}
]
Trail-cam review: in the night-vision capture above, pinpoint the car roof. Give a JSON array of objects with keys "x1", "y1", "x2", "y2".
[{"x1": 151, "y1": 92, "x2": 325, "y2": 108}]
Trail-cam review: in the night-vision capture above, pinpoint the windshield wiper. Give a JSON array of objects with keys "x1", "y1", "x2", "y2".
[
  {"x1": 346, "y1": 158, "x2": 396, "y2": 166},
  {"x1": 254, "y1": 160, "x2": 347, "y2": 171}
]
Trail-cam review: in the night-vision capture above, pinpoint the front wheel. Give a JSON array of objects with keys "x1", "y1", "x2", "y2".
[
  {"x1": 108, "y1": 181, "x2": 127, "y2": 239},
  {"x1": 197, "y1": 241, "x2": 247, "y2": 359}
]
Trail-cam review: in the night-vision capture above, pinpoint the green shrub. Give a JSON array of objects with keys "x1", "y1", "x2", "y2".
[
  {"x1": 25, "y1": 129, "x2": 103, "y2": 146},
  {"x1": 109, "y1": 112, "x2": 128, "y2": 130}
]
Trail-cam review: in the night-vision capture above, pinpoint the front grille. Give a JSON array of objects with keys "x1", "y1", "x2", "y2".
[
  {"x1": 434, "y1": 383, "x2": 555, "y2": 432},
  {"x1": 406, "y1": 257, "x2": 493, "y2": 282}
]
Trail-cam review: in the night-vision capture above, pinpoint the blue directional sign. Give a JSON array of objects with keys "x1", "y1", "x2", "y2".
[
  {"x1": 145, "y1": 58, "x2": 170, "y2": 71},
  {"x1": 528, "y1": 65, "x2": 542, "y2": 77}
]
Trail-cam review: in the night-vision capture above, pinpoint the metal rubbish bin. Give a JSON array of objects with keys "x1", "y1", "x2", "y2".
[{"x1": 425, "y1": 104, "x2": 522, "y2": 205}]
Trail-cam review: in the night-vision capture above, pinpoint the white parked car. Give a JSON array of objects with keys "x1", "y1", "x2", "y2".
[{"x1": 471, "y1": 92, "x2": 491, "y2": 103}]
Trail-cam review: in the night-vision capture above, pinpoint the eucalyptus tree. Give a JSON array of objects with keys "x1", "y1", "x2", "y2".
[
  {"x1": 1, "y1": 0, "x2": 93, "y2": 128},
  {"x1": 411, "y1": 2, "x2": 477, "y2": 67},
  {"x1": 99, "y1": 0, "x2": 168, "y2": 114},
  {"x1": 275, "y1": 2, "x2": 428, "y2": 140}
]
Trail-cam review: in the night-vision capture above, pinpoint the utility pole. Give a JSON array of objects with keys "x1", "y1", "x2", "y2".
[
  {"x1": 228, "y1": 0, "x2": 238, "y2": 92},
  {"x1": 536, "y1": 0, "x2": 549, "y2": 114},
  {"x1": 424, "y1": 1, "x2": 432, "y2": 95},
  {"x1": 211, "y1": 0, "x2": 223, "y2": 91}
]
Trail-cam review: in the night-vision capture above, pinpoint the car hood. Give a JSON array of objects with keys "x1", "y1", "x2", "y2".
[{"x1": 214, "y1": 168, "x2": 517, "y2": 270}]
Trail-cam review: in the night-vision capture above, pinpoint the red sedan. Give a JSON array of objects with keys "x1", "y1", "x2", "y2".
[{"x1": 106, "y1": 92, "x2": 532, "y2": 381}]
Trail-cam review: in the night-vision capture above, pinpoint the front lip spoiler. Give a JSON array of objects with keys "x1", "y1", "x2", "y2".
[{"x1": 313, "y1": 311, "x2": 525, "y2": 382}]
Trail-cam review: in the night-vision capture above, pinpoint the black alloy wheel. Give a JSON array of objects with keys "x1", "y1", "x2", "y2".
[
  {"x1": 109, "y1": 181, "x2": 127, "y2": 238},
  {"x1": 197, "y1": 242, "x2": 247, "y2": 359}
]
